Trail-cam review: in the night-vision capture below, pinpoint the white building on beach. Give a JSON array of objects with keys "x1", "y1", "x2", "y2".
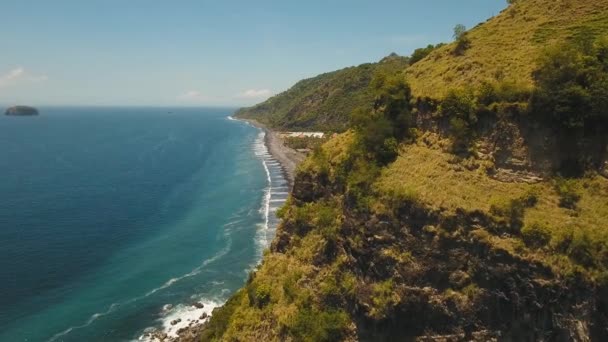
[{"x1": 279, "y1": 132, "x2": 325, "y2": 139}]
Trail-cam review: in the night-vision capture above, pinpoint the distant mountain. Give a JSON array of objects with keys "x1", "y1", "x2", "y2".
[{"x1": 235, "y1": 54, "x2": 408, "y2": 131}]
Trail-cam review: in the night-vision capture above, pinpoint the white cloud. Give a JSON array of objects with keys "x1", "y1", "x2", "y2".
[
  {"x1": 238, "y1": 89, "x2": 272, "y2": 99},
  {"x1": 177, "y1": 90, "x2": 208, "y2": 102},
  {"x1": 0, "y1": 67, "x2": 47, "y2": 88}
]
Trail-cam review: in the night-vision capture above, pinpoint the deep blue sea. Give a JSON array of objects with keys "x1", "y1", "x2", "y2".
[{"x1": 0, "y1": 107, "x2": 287, "y2": 341}]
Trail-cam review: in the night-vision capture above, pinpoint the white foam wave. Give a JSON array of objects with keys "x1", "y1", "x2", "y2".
[
  {"x1": 48, "y1": 303, "x2": 121, "y2": 341},
  {"x1": 139, "y1": 299, "x2": 221, "y2": 341},
  {"x1": 47, "y1": 238, "x2": 232, "y2": 342},
  {"x1": 145, "y1": 240, "x2": 231, "y2": 297}
]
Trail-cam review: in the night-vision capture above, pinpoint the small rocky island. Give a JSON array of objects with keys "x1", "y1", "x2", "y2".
[{"x1": 5, "y1": 105, "x2": 39, "y2": 116}]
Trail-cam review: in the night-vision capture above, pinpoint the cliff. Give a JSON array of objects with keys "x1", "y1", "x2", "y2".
[{"x1": 177, "y1": 0, "x2": 608, "y2": 340}]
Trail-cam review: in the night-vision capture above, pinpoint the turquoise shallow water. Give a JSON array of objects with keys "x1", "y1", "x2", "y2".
[{"x1": 0, "y1": 107, "x2": 286, "y2": 341}]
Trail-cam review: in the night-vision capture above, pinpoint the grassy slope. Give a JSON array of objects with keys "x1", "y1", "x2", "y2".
[
  {"x1": 234, "y1": 55, "x2": 408, "y2": 132},
  {"x1": 407, "y1": 0, "x2": 608, "y2": 98},
  {"x1": 376, "y1": 133, "x2": 608, "y2": 278}
]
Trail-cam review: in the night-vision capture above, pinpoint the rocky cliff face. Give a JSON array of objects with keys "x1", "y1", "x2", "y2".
[
  {"x1": 184, "y1": 126, "x2": 608, "y2": 341},
  {"x1": 276, "y1": 157, "x2": 608, "y2": 341}
]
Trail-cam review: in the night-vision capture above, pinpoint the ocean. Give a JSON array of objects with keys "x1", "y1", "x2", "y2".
[{"x1": 0, "y1": 107, "x2": 287, "y2": 341}]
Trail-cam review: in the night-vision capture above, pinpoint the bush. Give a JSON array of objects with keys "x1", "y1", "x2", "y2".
[
  {"x1": 369, "y1": 280, "x2": 399, "y2": 320},
  {"x1": 530, "y1": 36, "x2": 608, "y2": 172},
  {"x1": 199, "y1": 290, "x2": 245, "y2": 340},
  {"x1": 521, "y1": 187, "x2": 540, "y2": 207},
  {"x1": 454, "y1": 35, "x2": 471, "y2": 55},
  {"x1": 385, "y1": 187, "x2": 421, "y2": 214},
  {"x1": 351, "y1": 71, "x2": 414, "y2": 165},
  {"x1": 490, "y1": 197, "x2": 525, "y2": 231},
  {"x1": 554, "y1": 178, "x2": 581, "y2": 209},
  {"x1": 522, "y1": 222, "x2": 551, "y2": 249},
  {"x1": 247, "y1": 282, "x2": 272, "y2": 308},
  {"x1": 410, "y1": 43, "x2": 446, "y2": 64},
  {"x1": 441, "y1": 88, "x2": 478, "y2": 151},
  {"x1": 568, "y1": 232, "x2": 594, "y2": 267},
  {"x1": 453, "y1": 24, "x2": 470, "y2": 55},
  {"x1": 287, "y1": 308, "x2": 350, "y2": 342}
]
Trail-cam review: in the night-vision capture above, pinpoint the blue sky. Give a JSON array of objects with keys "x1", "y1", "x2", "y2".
[{"x1": 0, "y1": 0, "x2": 507, "y2": 106}]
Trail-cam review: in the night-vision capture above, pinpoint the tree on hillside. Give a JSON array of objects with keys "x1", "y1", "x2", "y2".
[
  {"x1": 351, "y1": 72, "x2": 413, "y2": 164},
  {"x1": 453, "y1": 24, "x2": 467, "y2": 41},
  {"x1": 453, "y1": 24, "x2": 470, "y2": 55},
  {"x1": 530, "y1": 36, "x2": 608, "y2": 174}
]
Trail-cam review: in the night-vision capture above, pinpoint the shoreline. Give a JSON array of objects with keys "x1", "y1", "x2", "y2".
[
  {"x1": 143, "y1": 116, "x2": 304, "y2": 342},
  {"x1": 236, "y1": 117, "x2": 305, "y2": 187}
]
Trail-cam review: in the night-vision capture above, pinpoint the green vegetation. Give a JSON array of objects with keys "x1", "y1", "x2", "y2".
[
  {"x1": 235, "y1": 55, "x2": 408, "y2": 131},
  {"x1": 283, "y1": 136, "x2": 328, "y2": 151},
  {"x1": 554, "y1": 178, "x2": 581, "y2": 209},
  {"x1": 409, "y1": 43, "x2": 445, "y2": 65},
  {"x1": 452, "y1": 24, "x2": 470, "y2": 55},
  {"x1": 351, "y1": 71, "x2": 414, "y2": 164},
  {"x1": 530, "y1": 37, "x2": 608, "y2": 174}
]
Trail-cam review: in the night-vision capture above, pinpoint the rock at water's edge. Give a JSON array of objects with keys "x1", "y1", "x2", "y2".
[{"x1": 5, "y1": 106, "x2": 39, "y2": 116}]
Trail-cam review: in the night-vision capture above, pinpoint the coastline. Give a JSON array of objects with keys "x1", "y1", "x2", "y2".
[
  {"x1": 143, "y1": 116, "x2": 304, "y2": 342},
  {"x1": 236, "y1": 117, "x2": 306, "y2": 187}
]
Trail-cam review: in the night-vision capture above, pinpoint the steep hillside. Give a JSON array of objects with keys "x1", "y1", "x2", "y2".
[
  {"x1": 177, "y1": 1, "x2": 608, "y2": 341},
  {"x1": 235, "y1": 55, "x2": 408, "y2": 131},
  {"x1": 407, "y1": 0, "x2": 608, "y2": 98},
  {"x1": 193, "y1": 132, "x2": 608, "y2": 341}
]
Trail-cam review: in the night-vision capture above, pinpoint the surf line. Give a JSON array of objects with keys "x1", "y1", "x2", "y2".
[
  {"x1": 47, "y1": 237, "x2": 233, "y2": 342},
  {"x1": 254, "y1": 131, "x2": 273, "y2": 249}
]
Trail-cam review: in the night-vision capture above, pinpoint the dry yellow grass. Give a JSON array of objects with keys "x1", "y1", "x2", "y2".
[
  {"x1": 375, "y1": 136, "x2": 608, "y2": 275},
  {"x1": 406, "y1": 0, "x2": 608, "y2": 98}
]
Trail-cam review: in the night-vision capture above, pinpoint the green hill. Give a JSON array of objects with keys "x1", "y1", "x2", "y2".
[{"x1": 235, "y1": 54, "x2": 408, "y2": 131}]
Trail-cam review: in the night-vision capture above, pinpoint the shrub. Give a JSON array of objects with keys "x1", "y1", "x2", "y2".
[
  {"x1": 521, "y1": 187, "x2": 540, "y2": 207},
  {"x1": 453, "y1": 24, "x2": 470, "y2": 55},
  {"x1": 385, "y1": 187, "x2": 421, "y2": 214},
  {"x1": 554, "y1": 178, "x2": 581, "y2": 209},
  {"x1": 529, "y1": 36, "x2": 608, "y2": 173},
  {"x1": 199, "y1": 290, "x2": 245, "y2": 340},
  {"x1": 441, "y1": 88, "x2": 478, "y2": 152},
  {"x1": 522, "y1": 222, "x2": 551, "y2": 249},
  {"x1": 369, "y1": 280, "x2": 399, "y2": 320},
  {"x1": 568, "y1": 232, "x2": 594, "y2": 267},
  {"x1": 247, "y1": 283, "x2": 272, "y2": 308},
  {"x1": 410, "y1": 43, "x2": 446, "y2": 64},
  {"x1": 351, "y1": 71, "x2": 414, "y2": 165},
  {"x1": 489, "y1": 197, "x2": 526, "y2": 231},
  {"x1": 282, "y1": 273, "x2": 301, "y2": 303},
  {"x1": 454, "y1": 35, "x2": 471, "y2": 55},
  {"x1": 287, "y1": 308, "x2": 350, "y2": 342}
]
